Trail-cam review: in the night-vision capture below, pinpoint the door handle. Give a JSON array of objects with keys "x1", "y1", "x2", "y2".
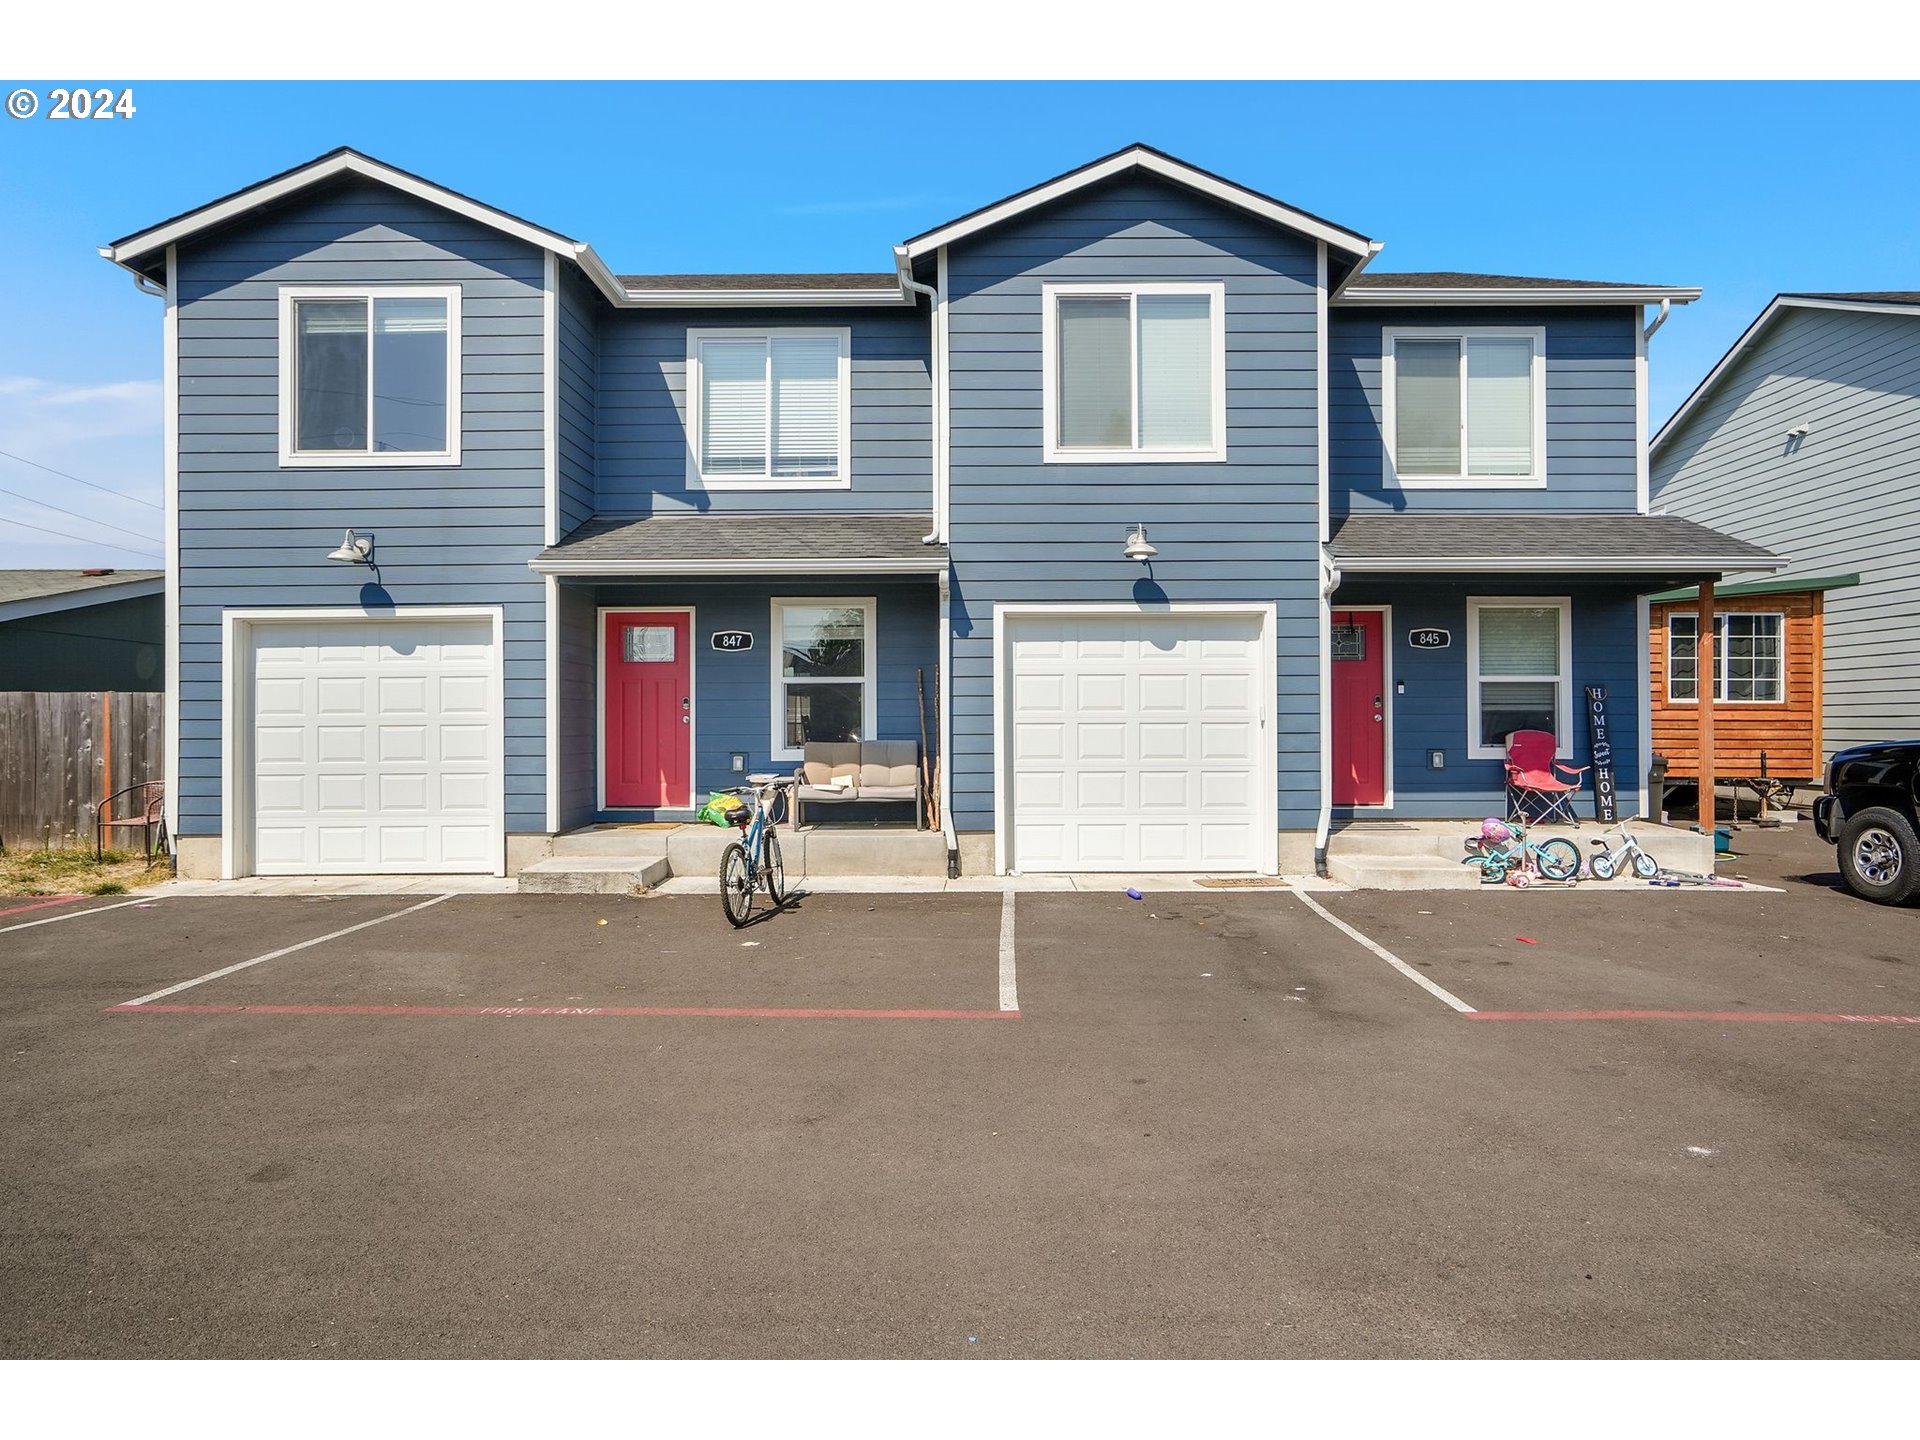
[{"x1": 682, "y1": 697, "x2": 690, "y2": 724}]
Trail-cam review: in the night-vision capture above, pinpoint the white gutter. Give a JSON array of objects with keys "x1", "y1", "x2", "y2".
[
  {"x1": 1338, "y1": 285, "x2": 1702, "y2": 307},
  {"x1": 893, "y1": 245, "x2": 946, "y2": 545}
]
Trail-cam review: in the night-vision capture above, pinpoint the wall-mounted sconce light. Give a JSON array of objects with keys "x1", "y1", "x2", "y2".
[
  {"x1": 326, "y1": 528, "x2": 373, "y2": 564},
  {"x1": 1122, "y1": 522, "x2": 1157, "y2": 562}
]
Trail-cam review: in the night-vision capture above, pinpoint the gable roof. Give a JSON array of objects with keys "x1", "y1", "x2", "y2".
[
  {"x1": 0, "y1": 569, "x2": 163, "y2": 624},
  {"x1": 102, "y1": 147, "x2": 637, "y2": 304},
  {"x1": 1338, "y1": 271, "x2": 1701, "y2": 306},
  {"x1": 1652, "y1": 291, "x2": 1920, "y2": 454},
  {"x1": 898, "y1": 143, "x2": 1378, "y2": 263}
]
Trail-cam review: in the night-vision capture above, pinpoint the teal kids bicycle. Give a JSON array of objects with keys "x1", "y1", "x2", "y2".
[{"x1": 718, "y1": 774, "x2": 795, "y2": 927}]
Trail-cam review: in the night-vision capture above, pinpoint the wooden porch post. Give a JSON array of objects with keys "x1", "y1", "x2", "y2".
[{"x1": 1696, "y1": 580, "x2": 1716, "y2": 828}]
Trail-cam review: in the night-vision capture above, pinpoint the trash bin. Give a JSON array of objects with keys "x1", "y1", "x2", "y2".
[{"x1": 1648, "y1": 753, "x2": 1669, "y2": 821}]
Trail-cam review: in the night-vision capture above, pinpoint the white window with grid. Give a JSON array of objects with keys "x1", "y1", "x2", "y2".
[{"x1": 1668, "y1": 612, "x2": 1784, "y2": 703}]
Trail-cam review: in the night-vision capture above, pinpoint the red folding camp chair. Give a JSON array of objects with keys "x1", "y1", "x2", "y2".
[{"x1": 1503, "y1": 730, "x2": 1588, "y2": 827}]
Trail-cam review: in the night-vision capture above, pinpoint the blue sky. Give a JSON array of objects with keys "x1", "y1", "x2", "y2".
[{"x1": 2, "y1": 80, "x2": 1915, "y2": 567}]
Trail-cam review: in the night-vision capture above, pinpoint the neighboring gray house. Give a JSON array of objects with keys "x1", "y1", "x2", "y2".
[
  {"x1": 0, "y1": 569, "x2": 164, "y2": 692},
  {"x1": 1651, "y1": 293, "x2": 1920, "y2": 759},
  {"x1": 99, "y1": 144, "x2": 1773, "y2": 880}
]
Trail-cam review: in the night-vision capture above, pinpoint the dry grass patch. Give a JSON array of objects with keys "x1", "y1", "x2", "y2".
[{"x1": 0, "y1": 847, "x2": 169, "y2": 898}]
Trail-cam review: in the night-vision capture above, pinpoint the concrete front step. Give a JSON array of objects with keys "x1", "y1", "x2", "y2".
[
  {"x1": 517, "y1": 855, "x2": 671, "y2": 895},
  {"x1": 1327, "y1": 853, "x2": 1484, "y2": 890},
  {"x1": 551, "y1": 826, "x2": 675, "y2": 858}
]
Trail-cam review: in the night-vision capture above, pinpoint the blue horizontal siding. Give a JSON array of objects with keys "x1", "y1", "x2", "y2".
[
  {"x1": 559, "y1": 580, "x2": 938, "y2": 813},
  {"x1": 1331, "y1": 306, "x2": 1641, "y2": 515},
  {"x1": 592, "y1": 307, "x2": 933, "y2": 517},
  {"x1": 173, "y1": 179, "x2": 549, "y2": 837},
  {"x1": 1330, "y1": 580, "x2": 1644, "y2": 821},
  {"x1": 944, "y1": 174, "x2": 1324, "y2": 837}
]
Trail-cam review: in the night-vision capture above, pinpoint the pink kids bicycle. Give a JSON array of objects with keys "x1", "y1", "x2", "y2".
[{"x1": 1462, "y1": 817, "x2": 1582, "y2": 887}]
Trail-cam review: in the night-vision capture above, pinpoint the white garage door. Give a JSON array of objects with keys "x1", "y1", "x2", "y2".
[
  {"x1": 248, "y1": 617, "x2": 498, "y2": 875},
  {"x1": 1006, "y1": 611, "x2": 1268, "y2": 873}
]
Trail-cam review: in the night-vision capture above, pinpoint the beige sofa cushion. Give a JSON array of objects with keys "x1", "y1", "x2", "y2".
[
  {"x1": 801, "y1": 742, "x2": 860, "y2": 786},
  {"x1": 859, "y1": 741, "x2": 919, "y2": 789}
]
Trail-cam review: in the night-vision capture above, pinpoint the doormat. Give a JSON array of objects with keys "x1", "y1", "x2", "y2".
[{"x1": 1195, "y1": 877, "x2": 1288, "y2": 888}]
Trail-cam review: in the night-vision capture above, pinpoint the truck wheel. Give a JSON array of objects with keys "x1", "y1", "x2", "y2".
[{"x1": 1838, "y1": 807, "x2": 1920, "y2": 905}]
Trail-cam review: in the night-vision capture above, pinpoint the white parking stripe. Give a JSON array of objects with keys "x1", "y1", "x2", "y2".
[
  {"x1": 116, "y1": 893, "x2": 455, "y2": 1009},
  {"x1": 0, "y1": 895, "x2": 162, "y2": 938},
  {"x1": 1288, "y1": 885, "x2": 1475, "y2": 1014},
  {"x1": 998, "y1": 891, "x2": 1019, "y2": 1012}
]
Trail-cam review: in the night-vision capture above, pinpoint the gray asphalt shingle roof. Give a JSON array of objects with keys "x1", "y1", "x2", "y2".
[
  {"x1": 0, "y1": 568, "x2": 163, "y2": 605},
  {"x1": 1327, "y1": 514, "x2": 1779, "y2": 570},
  {"x1": 537, "y1": 514, "x2": 944, "y2": 566}
]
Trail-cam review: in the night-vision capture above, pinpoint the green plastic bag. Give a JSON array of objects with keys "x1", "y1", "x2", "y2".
[{"x1": 697, "y1": 792, "x2": 744, "y2": 827}]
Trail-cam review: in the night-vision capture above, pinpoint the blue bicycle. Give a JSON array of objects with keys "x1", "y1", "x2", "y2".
[{"x1": 719, "y1": 774, "x2": 794, "y2": 927}]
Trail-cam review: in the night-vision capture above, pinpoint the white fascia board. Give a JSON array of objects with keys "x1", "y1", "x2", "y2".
[
  {"x1": 1334, "y1": 555, "x2": 1783, "y2": 574},
  {"x1": 0, "y1": 576, "x2": 164, "y2": 624},
  {"x1": 529, "y1": 557, "x2": 950, "y2": 577},
  {"x1": 1326, "y1": 240, "x2": 1387, "y2": 301},
  {"x1": 619, "y1": 287, "x2": 911, "y2": 307},
  {"x1": 1650, "y1": 294, "x2": 1920, "y2": 457},
  {"x1": 1339, "y1": 286, "x2": 1702, "y2": 306},
  {"x1": 900, "y1": 148, "x2": 1374, "y2": 261}
]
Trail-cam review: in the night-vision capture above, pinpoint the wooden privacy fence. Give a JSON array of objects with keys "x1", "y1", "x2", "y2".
[{"x1": 0, "y1": 691, "x2": 164, "y2": 851}]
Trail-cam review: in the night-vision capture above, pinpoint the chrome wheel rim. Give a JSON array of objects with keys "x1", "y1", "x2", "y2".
[{"x1": 1853, "y1": 828, "x2": 1904, "y2": 886}]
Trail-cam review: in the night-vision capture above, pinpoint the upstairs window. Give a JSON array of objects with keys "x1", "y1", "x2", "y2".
[
  {"x1": 1043, "y1": 283, "x2": 1226, "y2": 463},
  {"x1": 1669, "y1": 612, "x2": 1784, "y2": 702},
  {"x1": 279, "y1": 287, "x2": 460, "y2": 466},
  {"x1": 687, "y1": 329, "x2": 851, "y2": 488},
  {"x1": 1384, "y1": 328, "x2": 1545, "y2": 487}
]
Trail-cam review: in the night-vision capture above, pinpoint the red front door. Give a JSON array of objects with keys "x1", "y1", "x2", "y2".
[
  {"x1": 604, "y1": 611, "x2": 692, "y2": 809},
  {"x1": 1331, "y1": 609, "x2": 1387, "y2": 806}
]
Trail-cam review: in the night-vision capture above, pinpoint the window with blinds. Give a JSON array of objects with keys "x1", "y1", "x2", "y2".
[
  {"x1": 1047, "y1": 285, "x2": 1223, "y2": 461},
  {"x1": 689, "y1": 329, "x2": 850, "y2": 486},
  {"x1": 1469, "y1": 599, "x2": 1570, "y2": 755},
  {"x1": 1387, "y1": 329, "x2": 1542, "y2": 484}
]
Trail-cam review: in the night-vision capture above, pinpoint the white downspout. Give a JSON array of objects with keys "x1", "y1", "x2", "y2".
[
  {"x1": 1642, "y1": 297, "x2": 1671, "y2": 341},
  {"x1": 1313, "y1": 553, "x2": 1341, "y2": 878},
  {"x1": 895, "y1": 247, "x2": 960, "y2": 870}
]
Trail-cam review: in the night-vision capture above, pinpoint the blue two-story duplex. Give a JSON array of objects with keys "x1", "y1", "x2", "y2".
[{"x1": 101, "y1": 144, "x2": 1774, "y2": 880}]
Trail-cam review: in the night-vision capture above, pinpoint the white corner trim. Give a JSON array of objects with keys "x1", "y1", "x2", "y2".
[
  {"x1": 768, "y1": 596, "x2": 878, "y2": 764},
  {"x1": 276, "y1": 284, "x2": 463, "y2": 468},
  {"x1": 1465, "y1": 595, "x2": 1575, "y2": 761},
  {"x1": 901, "y1": 146, "x2": 1373, "y2": 261},
  {"x1": 543, "y1": 251, "x2": 559, "y2": 547},
  {"x1": 1316, "y1": 241, "x2": 1330, "y2": 545},
  {"x1": 1039, "y1": 281, "x2": 1228, "y2": 465},
  {"x1": 544, "y1": 574, "x2": 560, "y2": 835},
  {"x1": 163, "y1": 244, "x2": 180, "y2": 839},
  {"x1": 1635, "y1": 311, "x2": 1650, "y2": 514},
  {"x1": 1380, "y1": 325, "x2": 1548, "y2": 490},
  {"x1": 682, "y1": 326, "x2": 853, "y2": 491},
  {"x1": 935, "y1": 245, "x2": 951, "y2": 544},
  {"x1": 219, "y1": 605, "x2": 507, "y2": 881}
]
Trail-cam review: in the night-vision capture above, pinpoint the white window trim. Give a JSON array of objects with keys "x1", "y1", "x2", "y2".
[
  {"x1": 1040, "y1": 281, "x2": 1228, "y2": 465},
  {"x1": 684, "y1": 327, "x2": 853, "y2": 490},
  {"x1": 1466, "y1": 596, "x2": 1574, "y2": 760},
  {"x1": 1666, "y1": 610, "x2": 1787, "y2": 705},
  {"x1": 277, "y1": 284, "x2": 462, "y2": 467},
  {"x1": 769, "y1": 596, "x2": 878, "y2": 763},
  {"x1": 1381, "y1": 326, "x2": 1547, "y2": 490}
]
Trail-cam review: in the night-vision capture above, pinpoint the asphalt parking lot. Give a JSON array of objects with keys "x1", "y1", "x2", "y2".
[{"x1": 2, "y1": 822, "x2": 1915, "y2": 1359}]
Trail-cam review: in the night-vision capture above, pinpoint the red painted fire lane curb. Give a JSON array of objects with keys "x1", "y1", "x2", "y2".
[
  {"x1": 0, "y1": 895, "x2": 84, "y2": 919},
  {"x1": 107, "y1": 1002, "x2": 1021, "y2": 1020},
  {"x1": 1467, "y1": 1010, "x2": 1920, "y2": 1024}
]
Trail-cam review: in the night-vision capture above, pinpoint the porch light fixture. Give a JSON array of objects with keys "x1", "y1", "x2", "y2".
[
  {"x1": 326, "y1": 528, "x2": 373, "y2": 564},
  {"x1": 1122, "y1": 523, "x2": 1157, "y2": 562}
]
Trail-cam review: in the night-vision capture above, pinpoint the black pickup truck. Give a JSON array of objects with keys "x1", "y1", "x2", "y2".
[{"x1": 1813, "y1": 741, "x2": 1920, "y2": 904}]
